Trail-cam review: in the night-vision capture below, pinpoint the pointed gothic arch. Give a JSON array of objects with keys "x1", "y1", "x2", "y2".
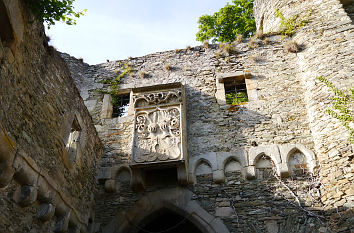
[{"x1": 102, "y1": 188, "x2": 230, "y2": 233}]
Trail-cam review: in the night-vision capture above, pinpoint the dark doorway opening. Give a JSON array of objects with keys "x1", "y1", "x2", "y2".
[{"x1": 136, "y1": 208, "x2": 203, "y2": 233}]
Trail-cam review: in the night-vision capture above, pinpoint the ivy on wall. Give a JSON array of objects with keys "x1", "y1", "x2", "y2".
[
  {"x1": 97, "y1": 63, "x2": 133, "y2": 106},
  {"x1": 275, "y1": 9, "x2": 312, "y2": 37},
  {"x1": 317, "y1": 76, "x2": 354, "y2": 143}
]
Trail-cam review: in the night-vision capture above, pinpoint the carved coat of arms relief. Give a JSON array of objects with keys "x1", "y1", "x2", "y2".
[{"x1": 132, "y1": 88, "x2": 184, "y2": 164}]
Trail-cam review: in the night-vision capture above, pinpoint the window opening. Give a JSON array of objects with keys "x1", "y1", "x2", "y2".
[
  {"x1": 0, "y1": 1, "x2": 15, "y2": 46},
  {"x1": 224, "y1": 78, "x2": 248, "y2": 105},
  {"x1": 112, "y1": 94, "x2": 130, "y2": 117},
  {"x1": 66, "y1": 116, "x2": 82, "y2": 162}
]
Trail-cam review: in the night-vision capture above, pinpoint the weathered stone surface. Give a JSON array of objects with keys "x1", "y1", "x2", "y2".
[
  {"x1": 104, "y1": 179, "x2": 116, "y2": 193},
  {"x1": 265, "y1": 220, "x2": 279, "y2": 233},
  {"x1": 0, "y1": 163, "x2": 14, "y2": 188},
  {"x1": 215, "y1": 207, "x2": 234, "y2": 217},
  {"x1": 37, "y1": 203, "x2": 56, "y2": 222},
  {"x1": 100, "y1": 94, "x2": 113, "y2": 119},
  {"x1": 0, "y1": 0, "x2": 102, "y2": 232},
  {"x1": 54, "y1": 211, "x2": 71, "y2": 233},
  {"x1": 0, "y1": 0, "x2": 352, "y2": 232},
  {"x1": 13, "y1": 185, "x2": 38, "y2": 207}
]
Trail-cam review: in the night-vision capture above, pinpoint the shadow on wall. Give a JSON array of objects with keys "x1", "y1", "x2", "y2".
[{"x1": 98, "y1": 184, "x2": 353, "y2": 233}]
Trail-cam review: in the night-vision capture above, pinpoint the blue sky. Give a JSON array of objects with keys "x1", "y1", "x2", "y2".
[{"x1": 46, "y1": 0, "x2": 230, "y2": 65}]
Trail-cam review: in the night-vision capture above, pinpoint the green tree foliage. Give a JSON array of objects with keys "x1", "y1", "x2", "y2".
[
  {"x1": 25, "y1": 0, "x2": 86, "y2": 28},
  {"x1": 196, "y1": 0, "x2": 256, "y2": 43}
]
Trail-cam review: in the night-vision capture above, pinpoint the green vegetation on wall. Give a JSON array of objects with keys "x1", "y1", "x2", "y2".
[
  {"x1": 226, "y1": 92, "x2": 248, "y2": 105},
  {"x1": 97, "y1": 63, "x2": 133, "y2": 106},
  {"x1": 317, "y1": 76, "x2": 354, "y2": 143},
  {"x1": 196, "y1": 0, "x2": 256, "y2": 43},
  {"x1": 25, "y1": 0, "x2": 86, "y2": 28},
  {"x1": 275, "y1": 9, "x2": 311, "y2": 37}
]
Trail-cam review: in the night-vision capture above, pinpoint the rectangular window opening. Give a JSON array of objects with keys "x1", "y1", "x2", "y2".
[
  {"x1": 112, "y1": 94, "x2": 130, "y2": 118},
  {"x1": 224, "y1": 78, "x2": 248, "y2": 105}
]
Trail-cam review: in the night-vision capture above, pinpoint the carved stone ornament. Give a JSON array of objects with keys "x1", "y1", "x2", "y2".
[
  {"x1": 130, "y1": 83, "x2": 188, "y2": 189},
  {"x1": 133, "y1": 90, "x2": 182, "y2": 108},
  {"x1": 133, "y1": 107, "x2": 181, "y2": 163}
]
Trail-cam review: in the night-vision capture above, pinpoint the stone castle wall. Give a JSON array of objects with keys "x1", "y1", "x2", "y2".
[
  {"x1": 0, "y1": 0, "x2": 102, "y2": 232},
  {"x1": 255, "y1": 0, "x2": 354, "y2": 222},
  {"x1": 63, "y1": 0, "x2": 353, "y2": 232},
  {"x1": 0, "y1": 0, "x2": 352, "y2": 232}
]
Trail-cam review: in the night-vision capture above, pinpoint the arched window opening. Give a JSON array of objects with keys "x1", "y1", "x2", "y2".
[
  {"x1": 65, "y1": 116, "x2": 82, "y2": 163},
  {"x1": 255, "y1": 155, "x2": 274, "y2": 180},
  {"x1": 288, "y1": 150, "x2": 308, "y2": 177},
  {"x1": 195, "y1": 161, "x2": 212, "y2": 184},
  {"x1": 224, "y1": 159, "x2": 242, "y2": 181}
]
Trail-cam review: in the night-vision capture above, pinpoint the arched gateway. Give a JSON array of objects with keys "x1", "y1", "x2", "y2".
[{"x1": 102, "y1": 188, "x2": 230, "y2": 233}]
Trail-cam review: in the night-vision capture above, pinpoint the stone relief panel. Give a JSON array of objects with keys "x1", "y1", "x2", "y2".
[
  {"x1": 133, "y1": 89, "x2": 182, "y2": 108},
  {"x1": 129, "y1": 83, "x2": 188, "y2": 189},
  {"x1": 133, "y1": 106, "x2": 182, "y2": 163}
]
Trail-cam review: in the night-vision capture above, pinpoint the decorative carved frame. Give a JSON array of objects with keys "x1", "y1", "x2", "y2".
[{"x1": 129, "y1": 83, "x2": 188, "y2": 190}]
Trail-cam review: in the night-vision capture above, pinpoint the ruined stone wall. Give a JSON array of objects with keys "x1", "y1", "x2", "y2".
[
  {"x1": 255, "y1": 0, "x2": 354, "y2": 230},
  {"x1": 0, "y1": 1, "x2": 103, "y2": 232},
  {"x1": 63, "y1": 40, "x2": 324, "y2": 232},
  {"x1": 61, "y1": 0, "x2": 354, "y2": 232}
]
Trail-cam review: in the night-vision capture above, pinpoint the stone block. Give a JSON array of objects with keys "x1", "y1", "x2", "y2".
[
  {"x1": 245, "y1": 166, "x2": 256, "y2": 180},
  {"x1": 104, "y1": 179, "x2": 116, "y2": 193},
  {"x1": 97, "y1": 167, "x2": 112, "y2": 182},
  {"x1": 265, "y1": 220, "x2": 279, "y2": 233},
  {"x1": 278, "y1": 163, "x2": 290, "y2": 178},
  {"x1": 13, "y1": 185, "x2": 38, "y2": 207},
  {"x1": 37, "y1": 176, "x2": 55, "y2": 203},
  {"x1": 13, "y1": 156, "x2": 40, "y2": 185},
  {"x1": 54, "y1": 211, "x2": 71, "y2": 233},
  {"x1": 215, "y1": 207, "x2": 234, "y2": 217},
  {"x1": 37, "y1": 203, "x2": 56, "y2": 221},
  {"x1": 0, "y1": 127, "x2": 17, "y2": 163},
  {"x1": 213, "y1": 170, "x2": 225, "y2": 183},
  {"x1": 100, "y1": 94, "x2": 113, "y2": 119},
  {"x1": 0, "y1": 162, "x2": 14, "y2": 188},
  {"x1": 210, "y1": 217, "x2": 230, "y2": 233}
]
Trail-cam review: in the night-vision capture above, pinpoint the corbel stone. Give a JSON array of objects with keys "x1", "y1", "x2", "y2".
[
  {"x1": 177, "y1": 164, "x2": 188, "y2": 185},
  {"x1": 0, "y1": 162, "x2": 14, "y2": 188},
  {"x1": 54, "y1": 210, "x2": 71, "y2": 233},
  {"x1": 13, "y1": 185, "x2": 38, "y2": 207},
  {"x1": 37, "y1": 175, "x2": 55, "y2": 203},
  {"x1": 278, "y1": 163, "x2": 290, "y2": 178},
  {"x1": 104, "y1": 179, "x2": 116, "y2": 193},
  {"x1": 245, "y1": 166, "x2": 256, "y2": 180},
  {"x1": 13, "y1": 155, "x2": 39, "y2": 185},
  {"x1": 213, "y1": 170, "x2": 225, "y2": 183},
  {"x1": 37, "y1": 203, "x2": 56, "y2": 222},
  {"x1": 0, "y1": 127, "x2": 17, "y2": 163}
]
